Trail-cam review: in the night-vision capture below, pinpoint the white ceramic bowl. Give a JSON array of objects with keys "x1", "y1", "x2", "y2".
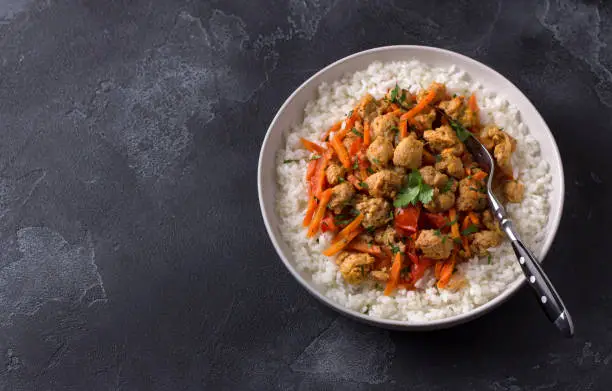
[{"x1": 258, "y1": 46, "x2": 564, "y2": 330}]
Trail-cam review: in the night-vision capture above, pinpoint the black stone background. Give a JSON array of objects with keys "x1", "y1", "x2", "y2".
[{"x1": 0, "y1": 0, "x2": 609, "y2": 390}]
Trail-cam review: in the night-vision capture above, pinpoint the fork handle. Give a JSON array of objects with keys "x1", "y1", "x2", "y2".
[
  {"x1": 509, "y1": 237, "x2": 574, "y2": 337},
  {"x1": 489, "y1": 195, "x2": 573, "y2": 337}
]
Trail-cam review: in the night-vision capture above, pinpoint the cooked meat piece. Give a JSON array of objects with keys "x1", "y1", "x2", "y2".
[
  {"x1": 367, "y1": 136, "x2": 394, "y2": 169},
  {"x1": 482, "y1": 210, "x2": 499, "y2": 232},
  {"x1": 470, "y1": 230, "x2": 502, "y2": 256},
  {"x1": 335, "y1": 251, "x2": 351, "y2": 265},
  {"x1": 456, "y1": 177, "x2": 487, "y2": 211},
  {"x1": 423, "y1": 125, "x2": 464, "y2": 155},
  {"x1": 415, "y1": 229, "x2": 453, "y2": 260},
  {"x1": 438, "y1": 97, "x2": 478, "y2": 129},
  {"x1": 356, "y1": 197, "x2": 392, "y2": 229},
  {"x1": 424, "y1": 188, "x2": 456, "y2": 212},
  {"x1": 419, "y1": 166, "x2": 449, "y2": 188},
  {"x1": 338, "y1": 252, "x2": 375, "y2": 284},
  {"x1": 493, "y1": 137, "x2": 514, "y2": 178},
  {"x1": 412, "y1": 107, "x2": 436, "y2": 130},
  {"x1": 393, "y1": 134, "x2": 423, "y2": 169},
  {"x1": 385, "y1": 87, "x2": 413, "y2": 109},
  {"x1": 328, "y1": 182, "x2": 355, "y2": 213},
  {"x1": 343, "y1": 131, "x2": 360, "y2": 151},
  {"x1": 357, "y1": 94, "x2": 378, "y2": 123},
  {"x1": 374, "y1": 226, "x2": 396, "y2": 246},
  {"x1": 416, "y1": 82, "x2": 447, "y2": 104},
  {"x1": 326, "y1": 162, "x2": 346, "y2": 186},
  {"x1": 435, "y1": 149, "x2": 465, "y2": 179},
  {"x1": 478, "y1": 126, "x2": 516, "y2": 177},
  {"x1": 370, "y1": 113, "x2": 398, "y2": 140},
  {"x1": 364, "y1": 169, "x2": 403, "y2": 198},
  {"x1": 503, "y1": 180, "x2": 525, "y2": 203},
  {"x1": 370, "y1": 270, "x2": 389, "y2": 282}
]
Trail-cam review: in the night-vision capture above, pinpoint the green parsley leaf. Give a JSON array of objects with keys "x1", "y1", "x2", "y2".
[
  {"x1": 375, "y1": 283, "x2": 382, "y2": 290},
  {"x1": 359, "y1": 265, "x2": 366, "y2": 277},
  {"x1": 367, "y1": 167, "x2": 375, "y2": 174},
  {"x1": 389, "y1": 210, "x2": 394, "y2": 220},
  {"x1": 453, "y1": 237, "x2": 462, "y2": 244},
  {"x1": 444, "y1": 217, "x2": 458, "y2": 227},
  {"x1": 372, "y1": 158, "x2": 380, "y2": 164},
  {"x1": 391, "y1": 245, "x2": 400, "y2": 254},
  {"x1": 351, "y1": 128, "x2": 363, "y2": 137},
  {"x1": 452, "y1": 93, "x2": 457, "y2": 98},
  {"x1": 338, "y1": 177, "x2": 346, "y2": 183},
  {"x1": 418, "y1": 184, "x2": 434, "y2": 204},
  {"x1": 487, "y1": 254, "x2": 492, "y2": 264},
  {"x1": 394, "y1": 169, "x2": 434, "y2": 207},
  {"x1": 390, "y1": 84, "x2": 399, "y2": 102},
  {"x1": 400, "y1": 266, "x2": 411, "y2": 274},
  {"x1": 310, "y1": 154, "x2": 321, "y2": 160},
  {"x1": 449, "y1": 119, "x2": 471, "y2": 142},
  {"x1": 433, "y1": 229, "x2": 442, "y2": 237},
  {"x1": 440, "y1": 179, "x2": 454, "y2": 194},
  {"x1": 353, "y1": 161, "x2": 359, "y2": 170},
  {"x1": 359, "y1": 181, "x2": 368, "y2": 189},
  {"x1": 366, "y1": 226, "x2": 376, "y2": 233},
  {"x1": 390, "y1": 126, "x2": 399, "y2": 133},
  {"x1": 283, "y1": 159, "x2": 299, "y2": 164},
  {"x1": 435, "y1": 154, "x2": 442, "y2": 163},
  {"x1": 461, "y1": 224, "x2": 479, "y2": 236},
  {"x1": 347, "y1": 110, "x2": 353, "y2": 117}
]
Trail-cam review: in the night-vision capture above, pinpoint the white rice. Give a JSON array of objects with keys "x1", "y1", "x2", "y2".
[{"x1": 275, "y1": 61, "x2": 552, "y2": 322}]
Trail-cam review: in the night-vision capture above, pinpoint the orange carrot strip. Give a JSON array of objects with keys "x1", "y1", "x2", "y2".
[
  {"x1": 307, "y1": 189, "x2": 333, "y2": 238},
  {"x1": 390, "y1": 108, "x2": 403, "y2": 117},
  {"x1": 363, "y1": 121, "x2": 371, "y2": 147},
  {"x1": 334, "y1": 112, "x2": 359, "y2": 141},
  {"x1": 399, "y1": 119, "x2": 408, "y2": 139},
  {"x1": 306, "y1": 160, "x2": 317, "y2": 182},
  {"x1": 390, "y1": 103, "x2": 400, "y2": 111},
  {"x1": 321, "y1": 121, "x2": 342, "y2": 142},
  {"x1": 400, "y1": 89, "x2": 436, "y2": 121},
  {"x1": 434, "y1": 261, "x2": 444, "y2": 280},
  {"x1": 468, "y1": 93, "x2": 480, "y2": 130},
  {"x1": 449, "y1": 208, "x2": 459, "y2": 238},
  {"x1": 331, "y1": 214, "x2": 364, "y2": 244},
  {"x1": 330, "y1": 137, "x2": 351, "y2": 169},
  {"x1": 303, "y1": 196, "x2": 318, "y2": 227},
  {"x1": 461, "y1": 216, "x2": 470, "y2": 231},
  {"x1": 347, "y1": 240, "x2": 382, "y2": 256},
  {"x1": 465, "y1": 167, "x2": 472, "y2": 176},
  {"x1": 437, "y1": 254, "x2": 456, "y2": 289},
  {"x1": 323, "y1": 226, "x2": 364, "y2": 256},
  {"x1": 358, "y1": 157, "x2": 368, "y2": 180},
  {"x1": 462, "y1": 236, "x2": 471, "y2": 258},
  {"x1": 321, "y1": 214, "x2": 338, "y2": 233},
  {"x1": 347, "y1": 174, "x2": 363, "y2": 190},
  {"x1": 300, "y1": 138, "x2": 325, "y2": 154},
  {"x1": 313, "y1": 150, "x2": 332, "y2": 197},
  {"x1": 472, "y1": 171, "x2": 487, "y2": 181},
  {"x1": 422, "y1": 150, "x2": 436, "y2": 165},
  {"x1": 384, "y1": 253, "x2": 403, "y2": 296},
  {"x1": 349, "y1": 137, "x2": 362, "y2": 156},
  {"x1": 468, "y1": 211, "x2": 480, "y2": 226}
]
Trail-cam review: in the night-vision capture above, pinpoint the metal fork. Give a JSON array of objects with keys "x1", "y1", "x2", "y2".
[{"x1": 436, "y1": 109, "x2": 574, "y2": 337}]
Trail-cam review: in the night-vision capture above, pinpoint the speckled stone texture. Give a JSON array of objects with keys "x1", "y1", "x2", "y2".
[{"x1": 0, "y1": 0, "x2": 608, "y2": 390}]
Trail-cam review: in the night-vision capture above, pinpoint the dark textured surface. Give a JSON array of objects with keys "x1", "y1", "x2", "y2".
[{"x1": 0, "y1": 0, "x2": 609, "y2": 390}]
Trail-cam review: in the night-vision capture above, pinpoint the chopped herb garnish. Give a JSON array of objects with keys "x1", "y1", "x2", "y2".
[
  {"x1": 440, "y1": 178, "x2": 454, "y2": 194},
  {"x1": 338, "y1": 177, "x2": 346, "y2": 183},
  {"x1": 367, "y1": 167, "x2": 375, "y2": 174},
  {"x1": 401, "y1": 266, "x2": 411, "y2": 274},
  {"x1": 461, "y1": 224, "x2": 479, "y2": 236},
  {"x1": 283, "y1": 159, "x2": 299, "y2": 164},
  {"x1": 366, "y1": 226, "x2": 376, "y2": 233},
  {"x1": 394, "y1": 169, "x2": 434, "y2": 207},
  {"x1": 359, "y1": 181, "x2": 368, "y2": 189},
  {"x1": 391, "y1": 126, "x2": 399, "y2": 133},
  {"x1": 353, "y1": 161, "x2": 359, "y2": 170},
  {"x1": 364, "y1": 304, "x2": 371, "y2": 314},
  {"x1": 351, "y1": 128, "x2": 363, "y2": 137},
  {"x1": 389, "y1": 210, "x2": 394, "y2": 220},
  {"x1": 487, "y1": 254, "x2": 492, "y2": 264},
  {"x1": 390, "y1": 84, "x2": 399, "y2": 103},
  {"x1": 435, "y1": 154, "x2": 442, "y2": 163},
  {"x1": 469, "y1": 186, "x2": 479, "y2": 192},
  {"x1": 368, "y1": 242, "x2": 372, "y2": 249},
  {"x1": 359, "y1": 265, "x2": 366, "y2": 277},
  {"x1": 372, "y1": 158, "x2": 380, "y2": 164},
  {"x1": 310, "y1": 154, "x2": 321, "y2": 160},
  {"x1": 444, "y1": 217, "x2": 458, "y2": 227},
  {"x1": 391, "y1": 245, "x2": 400, "y2": 254},
  {"x1": 452, "y1": 93, "x2": 457, "y2": 98},
  {"x1": 448, "y1": 118, "x2": 471, "y2": 142},
  {"x1": 453, "y1": 237, "x2": 462, "y2": 244},
  {"x1": 433, "y1": 229, "x2": 442, "y2": 237},
  {"x1": 375, "y1": 283, "x2": 382, "y2": 290},
  {"x1": 347, "y1": 110, "x2": 353, "y2": 117}
]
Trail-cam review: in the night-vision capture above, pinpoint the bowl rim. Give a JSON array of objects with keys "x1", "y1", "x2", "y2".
[{"x1": 257, "y1": 45, "x2": 565, "y2": 330}]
